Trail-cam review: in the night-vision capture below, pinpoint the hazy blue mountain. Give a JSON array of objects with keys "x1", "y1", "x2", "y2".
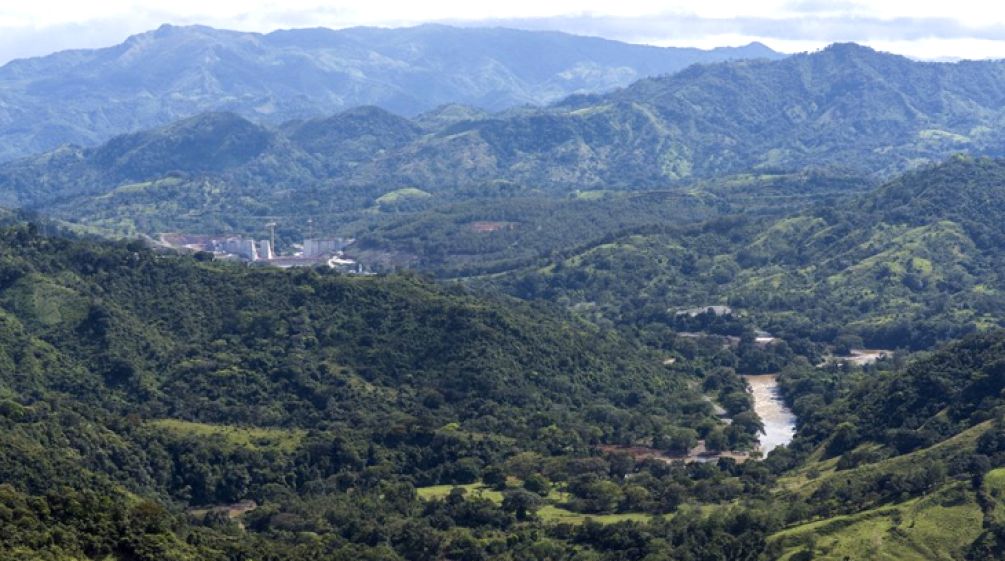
[
  {"x1": 359, "y1": 44, "x2": 1005, "y2": 188},
  {"x1": 10, "y1": 43, "x2": 1005, "y2": 238},
  {"x1": 413, "y1": 104, "x2": 492, "y2": 131},
  {"x1": 0, "y1": 111, "x2": 315, "y2": 209},
  {"x1": 0, "y1": 23, "x2": 782, "y2": 161}
]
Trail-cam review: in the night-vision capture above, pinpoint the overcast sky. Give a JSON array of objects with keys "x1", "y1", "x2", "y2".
[{"x1": 3, "y1": 0, "x2": 1005, "y2": 64}]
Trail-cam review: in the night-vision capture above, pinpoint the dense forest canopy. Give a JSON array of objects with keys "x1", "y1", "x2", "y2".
[
  {"x1": 1, "y1": 208, "x2": 1005, "y2": 560},
  {"x1": 0, "y1": 225, "x2": 785, "y2": 560},
  {"x1": 2, "y1": 29, "x2": 1005, "y2": 561},
  {"x1": 483, "y1": 157, "x2": 1005, "y2": 350}
]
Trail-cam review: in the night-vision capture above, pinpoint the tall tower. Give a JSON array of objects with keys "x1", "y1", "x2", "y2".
[{"x1": 265, "y1": 222, "x2": 277, "y2": 254}]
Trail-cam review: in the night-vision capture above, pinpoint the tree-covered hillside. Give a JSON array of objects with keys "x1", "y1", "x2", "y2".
[
  {"x1": 792, "y1": 331, "x2": 1005, "y2": 452},
  {"x1": 492, "y1": 156, "x2": 1005, "y2": 351},
  {"x1": 0, "y1": 108, "x2": 866, "y2": 241},
  {"x1": 361, "y1": 43, "x2": 1005, "y2": 188},
  {"x1": 351, "y1": 170, "x2": 868, "y2": 277},
  {"x1": 3, "y1": 224, "x2": 1004, "y2": 560},
  {"x1": 0, "y1": 224, "x2": 792, "y2": 560},
  {"x1": 6, "y1": 43, "x2": 1005, "y2": 239},
  {"x1": 764, "y1": 331, "x2": 1005, "y2": 560},
  {"x1": 0, "y1": 225, "x2": 721, "y2": 444}
]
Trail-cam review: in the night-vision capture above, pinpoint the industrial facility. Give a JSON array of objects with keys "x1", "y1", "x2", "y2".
[{"x1": 158, "y1": 222, "x2": 361, "y2": 272}]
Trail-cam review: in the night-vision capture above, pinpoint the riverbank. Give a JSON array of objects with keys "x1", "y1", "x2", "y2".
[
  {"x1": 743, "y1": 374, "x2": 797, "y2": 454},
  {"x1": 598, "y1": 372, "x2": 796, "y2": 463}
]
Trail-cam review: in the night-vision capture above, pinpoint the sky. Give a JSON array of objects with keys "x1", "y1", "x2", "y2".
[{"x1": 3, "y1": 0, "x2": 1005, "y2": 63}]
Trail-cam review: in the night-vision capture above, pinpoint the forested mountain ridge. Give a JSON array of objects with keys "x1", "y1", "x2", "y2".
[
  {"x1": 0, "y1": 23, "x2": 781, "y2": 161},
  {"x1": 2, "y1": 225, "x2": 1005, "y2": 560},
  {"x1": 0, "y1": 226, "x2": 718, "y2": 440},
  {"x1": 369, "y1": 43, "x2": 1005, "y2": 188},
  {"x1": 491, "y1": 156, "x2": 1005, "y2": 350},
  {"x1": 822, "y1": 331, "x2": 1005, "y2": 446},
  {"x1": 5, "y1": 42, "x2": 1005, "y2": 239},
  {"x1": 763, "y1": 331, "x2": 1005, "y2": 560},
  {"x1": 0, "y1": 105, "x2": 753, "y2": 235},
  {"x1": 0, "y1": 110, "x2": 333, "y2": 212},
  {"x1": 1, "y1": 223, "x2": 831, "y2": 561}
]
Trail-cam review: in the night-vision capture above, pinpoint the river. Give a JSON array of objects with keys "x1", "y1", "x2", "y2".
[{"x1": 742, "y1": 374, "x2": 796, "y2": 454}]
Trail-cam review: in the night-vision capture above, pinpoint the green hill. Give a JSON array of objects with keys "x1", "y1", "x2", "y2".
[
  {"x1": 761, "y1": 331, "x2": 1005, "y2": 560},
  {"x1": 495, "y1": 156, "x2": 1005, "y2": 350},
  {"x1": 2, "y1": 174, "x2": 1005, "y2": 559},
  {"x1": 0, "y1": 224, "x2": 777, "y2": 560},
  {"x1": 361, "y1": 44, "x2": 1005, "y2": 189},
  {"x1": 6, "y1": 43, "x2": 1005, "y2": 239}
]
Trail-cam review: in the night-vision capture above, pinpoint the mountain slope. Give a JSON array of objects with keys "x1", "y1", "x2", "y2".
[
  {"x1": 0, "y1": 111, "x2": 323, "y2": 209},
  {"x1": 493, "y1": 156, "x2": 1005, "y2": 350},
  {"x1": 0, "y1": 23, "x2": 781, "y2": 161},
  {"x1": 4, "y1": 225, "x2": 1004, "y2": 560},
  {"x1": 6, "y1": 42, "x2": 1005, "y2": 235},
  {"x1": 359, "y1": 44, "x2": 1005, "y2": 188},
  {"x1": 283, "y1": 105, "x2": 423, "y2": 170},
  {"x1": 752, "y1": 329, "x2": 1005, "y2": 560},
  {"x1": 0, "y1": 227, "x2": 713, "y2": 436},
  {"x1": 0, "y1": 223, "x2": 780, "y2": 560}
]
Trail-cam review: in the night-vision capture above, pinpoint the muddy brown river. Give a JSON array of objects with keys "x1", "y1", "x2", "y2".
[{"x1": 742, "y1": 374, "x2": 797, "y2": 454}]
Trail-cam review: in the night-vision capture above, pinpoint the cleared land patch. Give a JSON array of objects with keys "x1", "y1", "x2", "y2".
[
  {"x1": 415, "y1": 481, "x2": 654, "y2": 525},
  {"x1": 146, "y1": 419, "x2": 305, "y2": 453}
]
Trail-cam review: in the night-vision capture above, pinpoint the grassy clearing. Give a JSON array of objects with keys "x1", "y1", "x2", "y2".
[
  {"x1": 985, "y1": 467, "x2": 1005, "y2": 527},
  {"x1": 2, "y1": 274, "x2": 88, "y2": 327},
  {"x1": 780, "y1": 421, "x2": 990, "y2": 498},
  {"x1": 416, "y1": 483, "x2": 504, "y2": 503},
  {"x1": 537, "y1": 506, "x2": 652, "y2": 525},
  {"x1": 771, "y1": 482, "x2": 983, "y2": 561},
  {"x1": 146, "y1": 419, "x2": 305, "y2": 453},
  {"x1": 572, "y1": 190, "x2": 614, "y2": 201},
  {"x1": 918, "y1": 129, "x2": 970, "y2": 144},
  {"x1": 415, "y1": 481, "x2": 655, "y2": 525},
  {"x1": 376, "y1": 187, "x2": 432, "y2": 205},
  {"x1": 983, "y1": 467, "x2": 1005, "y2": 491},
  {"x1": 97, "y1": 177, "x2": 184, "y2": 199}
]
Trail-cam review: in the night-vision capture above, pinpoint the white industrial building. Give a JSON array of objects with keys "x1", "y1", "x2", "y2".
[
  {"x1": 219, "y1": 237, "x2": 258, "y2": 260},
  {"x1": 257, "y1": 239, "x2": 274, "y2": 260},
  {"x1": 216, "y1": 237, "x2": 275, "y2": 261},
  {"x1": 303, "y1": 238, "x2": 350, "y2": 258}
]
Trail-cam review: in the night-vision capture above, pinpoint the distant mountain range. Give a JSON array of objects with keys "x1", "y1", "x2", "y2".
[
  {"x1": 0, "y1": 23, "x2": 782, "y2": 161},
  {"x1": 7, "y1": 43, "x2": 1005, "y2": 237},
  {"x1": 367, "y1": 43, "x2": 1005, "y2": 187}
]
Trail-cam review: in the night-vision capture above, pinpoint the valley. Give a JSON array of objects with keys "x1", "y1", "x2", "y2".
[
  {"x1": 743, "y1": 374, "x2": 796, "y2": 454},
  {"x1": 1, "y1": 18, "x2": 1005, "y2": 561}
]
